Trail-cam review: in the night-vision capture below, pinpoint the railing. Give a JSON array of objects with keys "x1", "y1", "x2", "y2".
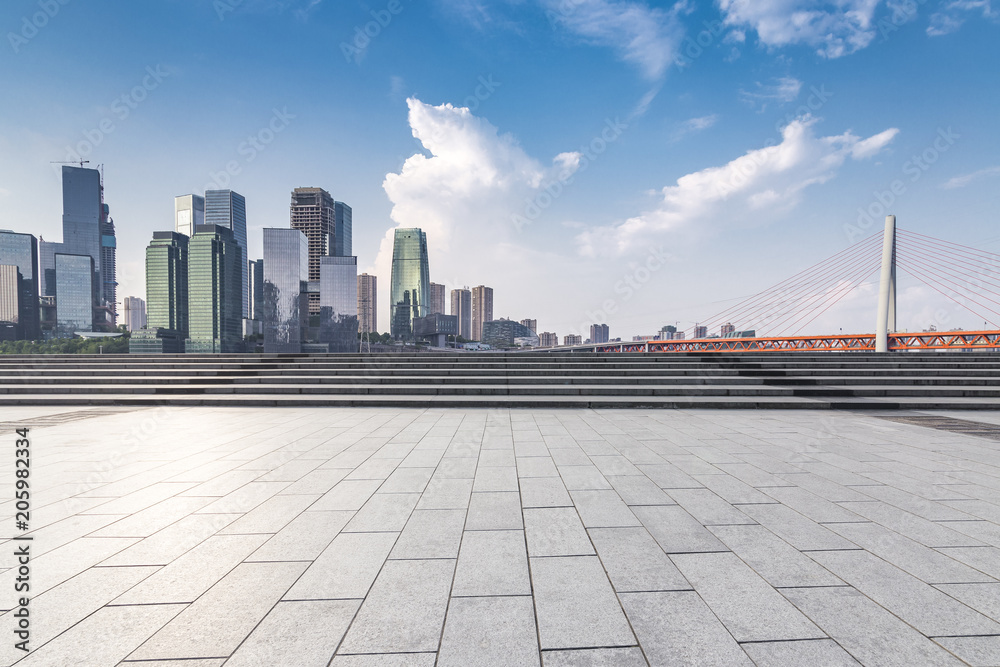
[{"x1": 551, "y1": 330, "x2": 1000, "y2": 353}]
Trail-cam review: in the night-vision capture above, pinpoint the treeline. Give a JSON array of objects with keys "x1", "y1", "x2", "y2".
[{"x1": 0, "y1": 335, "x2": 129, "y2": 355}]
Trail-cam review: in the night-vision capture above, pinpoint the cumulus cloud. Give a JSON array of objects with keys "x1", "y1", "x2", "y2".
[
  {"x1": 942, "y1": 165, "x2": 1000, "y2": 189},
  {"x1": 575, "y1": 116, "x2": 899, "y2": 257},
  {"x1": 717, "y1": 0, "x2": 881, "y2": 58},
  {"x1": 373, "y1": 98, "x2": 585, "y2": 325},
  {"x1": 540, "y1": 0, "x2": 688, "y2": 79}
]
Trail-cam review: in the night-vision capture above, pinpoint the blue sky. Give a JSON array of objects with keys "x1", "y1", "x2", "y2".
[{"x1": 1, "y1": 0, "x2": 998, "y2": 339}]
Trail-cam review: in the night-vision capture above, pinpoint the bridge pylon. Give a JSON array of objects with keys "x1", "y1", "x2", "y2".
[{"x1": 875, "y1": 215, "x2": 897, "y2": 352}]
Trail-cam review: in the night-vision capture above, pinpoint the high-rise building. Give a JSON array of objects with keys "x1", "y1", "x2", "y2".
[
  {"x1": 205, "y1": 190, "x2": 248, "y2": 319},
  {"x1": 186, "y1": 225, "x2": 243, "y2": 353},
  {"x1": 60, "y1": 166, "x2": 102, "y2": 305},
  {"x1": 333, "y1": 201, "x2": 352, "y2": 257},
  {"x1": 0, "y1": 265, "x2": 22, "y2": 339},
  {"x1": 145, "y1": 231, "x2": 189, "y2": 336},
  {"x1": 99, "y1": 203, "x2": 117, "y2": 328},
  {"x1": 54, "y1": 253, "x2": 94, "y2": 338},
  {"x1": 358, "y1": 273, "x2": 377, "y2": 334},
  {"x1": 563, "y1": 334, "x2": 582, "y2": 346},
  {"x1": 721, "y1": 322, "x2": 736, "y2": 337},
  {"x1": 122, "y1": 297, "x2": 147, "y2": 332},
  {"x1": 539, "y1": 332, "x2": 558, "y2": 347},
  {"x1": 290, "y1": 187, "x2": 335, "y2": 315},
  {"x1": 174, "y1": 194, "x2": 205, "y2": 237},
  {"x1": 319, "y1": 256, "x2": 358, "y2": 353},
  {"x1": 430, "y1": 283, "x2": 446, "y2": 315},
  {"x1": 590, "y1": 323, "x2": 610, "y2": 344},
  {"x1": 471, "y1": 285, "x2": 493, "y2": 341},
  {"x1": 0, "y1": 230, "x2": 39, "y2": 340},
  {"x1": 262, "y1": 228, "x2": 309, "y2": 354},
  {"x1": 450, "y1": 287, "x2": 471, "y2": 340},
  {"x1": 390, "y1": 228, "x2": 430, "y2": 339},
  {"x1": 694, "y1": 325, "x2": 708, "y2": 339},
  {"x1": 520, "y1": 319, "x2": 537, "y2": 334},
  {"x1": 249, "y1": 259, "x2": 264, "y2": 323}
]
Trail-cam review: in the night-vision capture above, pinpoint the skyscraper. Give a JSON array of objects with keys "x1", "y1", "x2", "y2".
[
  {"x1": 262, "y1": 228, "x2": 309, "y2": 354},
  {"x1": 450, "y1": 287, "x2": 471, "y2": 340},
  {"x1": 319, "y1": 256, "x2": 358, "y2": 353},
  {"x1": 430, "y1": 283, "x2": 446, "y2": 315},
  {"x1": 563, "y1": 334, "x2": 582, "y2": 346},
  {"x1": 54, "y1": 253, "x2": 94, "y2": 338},
  {"x1": 694, "y1": 325, "x2": 708, "y2": 339},
  {"x1": 471, "y1": 285, "x2": 493, "y2": 341},
  {"x1": 60, "y1": 166, "x2": 102, "y2": 305},
  {"x1": 290, "y1": 187, "x2": 335, "y2": 315},
  {"x1": 205, "y1": 190, "x2": 248, "y2": 319},
  {"x1": 590, "y1": 323, "x2": 609, "y2": 344},
  {"x1": 358, "y1": 273, "x2": 377, "y2": 334},
  {"x1": 0, "y1": 230, "x2": 39, "y2": 340},
  {"x1": 100, "y1": 203, "x2": 117, "y2": 328},
  {"x1": 0, "y1": 265, "x2": 22, "y2": 339},
  {"x1": 333, "y1": 201, "x2": 352, "y2": 257},
  {"x1": 122, "y1": 297, "x2": 147, "y2": 332},
  {"x1": 539, "y1": 332, "x2": 558, "y2": 347},
  {"x1": 186, "y1": 225, "x2": 243, "y2": 353},
  {"x1": 175, "y1": 194, "x2": 205, "y2": 237},
  {"x1": 145, "y1": 231, "x2": 189, "y2": 336},
  {"x1": 390, "y1": 228, "x2": 430, "y2": 339},
  {"x1": 520, "y1": 319, "x2": 537, "y2": 334},
  {"x1": 249, "y1": 258, "x2": 264, "y2": 323}
]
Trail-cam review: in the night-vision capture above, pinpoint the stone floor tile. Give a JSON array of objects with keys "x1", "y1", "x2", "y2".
[
  {"x1": 520, "y1": 477, "x2": 572, "y2": 508},
  {"x1": 249, "y1": 510, "x2": 354, "y2": 562},
  {"x1": 219, "y1": 493, "x2": 319, "y2": 534},
  {"x1": 781, "y1": 586, "x2": 966, "y2": 666},
  {"x1": 842, "y1": 501, "x2": 986, "y2": 547},
  {"x1": 331, "y1": 654, "x2": 437, "y2": 666},
  {"x1": 692, "y1": 472, "x2": 781, "y2": 505},
  {"x1": 530, "y1": 555, "x2": 635, "y2": 650},
  {"x1": 708, "y1": 524, "x2": 843, "y2": 588},
  {"x1": 434, "y1": 457, "x2": 479, "y2": 479},
  {"x1": 343, "y1": 493, "x2": 420, "y2": 533},
  {"x1": 762, "y1": 486, "x2": 866, "y2": 523},
  {"x1": 935, "y1": 582, "x2": 1000, "y2": 618},
  {"x1": 89, "y1": 495, "x2": 216, "y2": 538},
  {"x1": 127, "y1": 561, "x2": 307, "y2": 661},
  {"x1": 338, "y1": 559, "x2": 456, "y2": 653},
  {"x1": 808, "y1": 550, "x2": 1000, "y2": 637},
  {"x1": 438, "y1": 596, "x2": 540, "y2": 667},
  {"x1": 473, "y1": 466, "x2": 520, "y2": 492},
  {"x1": 671, "y1": 552, "x2": 825, "y2": 642},
  {"x1": 224, "y1": 600, "x2": 360, "y2": 667},
  {"x1": 285, "y1": 531, "x2": 398, "y2": 600},
  {"x1": 737, "y1": 503, "x2": 856, "y2": 551},
  {"x1": 741, "y1": 639, "x2": 861, "y2": 666},
  {"x1": 569, "y1": 489, "x2": 641, "y2": 527},
  {"x1": 378, "y1": 467, "x2": 434, "y2": 493},
  {"x1": 638, "y1": 463, "x2": 702, "y2": 489},
  {"x1": 389, "y1": 508, "x2": 467, "y2": 559},
  {"x1": 605, "y1": 474, "x2": 675, "y2": 505},
  {"x1": 113, "y1": 533, "x2": 268, "y2": 604},
  {"x1": 516, "y1": 456, "x2": 560, "y2": 478},
  {"x1": 934, "y1": 636, "x2": 1000, "y2": 666},
  {"x1": 278, "y1": 468, "x2": 349, "y2": 495},
  {"x1": 558, "y1": 465, "x2": 613, "y2": 490},
  {"x1": 588, "y1": 526, "x2": 690, "y2": 592},
  {"x1": 466, "y1": 491, "x2": 523, "y2": 530},
  {"x1": 631, "y1": 505, "x2": 728, "y2": 554},
  {"x1": 620, "y1": 591, "x2": 754, "y2": 666},
  {"x1": 453, "y1": 530, "x2": 531, "y2": 596},
  {"x1": 668, "y1": 488, "x2": 757, "y2": 526},
  {"x1": 416, "y1": 478, "x2": 474, "y2": 509},
  {"x1": 541, "y1": 647, "x2": 647, "y2": 666},
  {"x1": 103, "y1": 513, "x2": 241, "y2": 567},
  {"x1": 311, "y1": 479, "x2": 384, "y2": 511},
  {"x1": 935, "y1": 546, "x2": 1000, "y2": 579},
  {"x1": 479, "y1": 449, "x2": 516, "y2": 467},
  {"x1": 524, "y1": 507, "x2": 595, "y2": 557}
]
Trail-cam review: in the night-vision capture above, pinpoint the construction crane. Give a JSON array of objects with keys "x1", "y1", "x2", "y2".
[{"x1": 50, "y1": 160, "x2": 90, "y2": 167}]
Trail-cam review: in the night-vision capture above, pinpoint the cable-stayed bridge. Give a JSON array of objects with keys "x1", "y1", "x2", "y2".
[{"x1": 578, "y1": 216, "x2": 1000, "y2": 353}]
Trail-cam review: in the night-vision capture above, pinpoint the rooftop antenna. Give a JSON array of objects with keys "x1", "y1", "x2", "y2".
[{"x1": 50, "y1": 160, "x2": 90, "y2": 168}]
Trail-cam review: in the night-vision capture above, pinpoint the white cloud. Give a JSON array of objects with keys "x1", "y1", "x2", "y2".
[
  {"x1": 739, "y1": 76, "x2": 803, "y2": 111},
  {"x1": 540, "y1": 0, "x2": 688, "y2": 79},
  {"x1": 718, "y1": 0, "x2": 881, "y2": 58},
  {"x1": 928, "y1": 0, "x2": 997, "y2": 35},
  {"x1": 373, "y1": 98, "x2": 584, "y2": 327},
  {"x1": 671, "y1": 114, "x2": 719, "y2": 141},
  {"x1": 575, "y1": 116, "x2": 899, "y2": 257},
  {"x1": 942, "y1": 165, "x2": 1000, "y2": 189}
]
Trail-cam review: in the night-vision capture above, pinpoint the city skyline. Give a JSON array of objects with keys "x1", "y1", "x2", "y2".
[{"x1": 1, "y1": 2, "x2": 998, "y2": 340}]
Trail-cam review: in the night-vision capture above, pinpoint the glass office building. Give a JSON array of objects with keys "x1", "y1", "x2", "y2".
[
  {"x1": 263, "y1": 228, "x2": 308, "y2": 354},
  {"x1": 175, "y1": 194, "x2": 205, "y2": 237},
  {"x1": 54, "y1": 253, "x2": 94, "y2": 338},
  {"x1": 205, "y1": 190, "x2": 248, "y2": 319},
  {"x1": 146, "y1": 231, "x2": 189, "y2": 336},
  {"x1": 390, "y1": 228, "x2": 430, "y2": 339},
  {"x1": 358, "y1": 273, "x2": 377, "y2": 334},
  {"x1": 186, "y1": 225, "x2": 243, "y2": 353},
  {"x1": 450, "y1": 288, "x2": 471, "y2": 340},
  {"x1": 249, "y1": 258, "x2": 264, "y2": 323},
  {"x1": 319, "y1": 256, "x2": 358, "y2": 353},
  {"x1": 61, "y1": 166, "x2": 103, "y2": 304},
  {"x1": 334, "y1": 201, "x2": 352, "y2": 257},
  {"x1": 0, "y1": 230, "x2": 40, "y2": 339},
  {"x1": 0, "y1": 265, "x2": 22, "y2": 339}
]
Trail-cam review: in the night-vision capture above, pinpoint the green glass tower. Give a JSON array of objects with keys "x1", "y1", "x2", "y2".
[
  {"x1": 389, "y1": 228, "x2": 430, "y2": 340},
  {"x1": 185, "y1": 224, "x2": 243, "y2": 353},
  {"x1": 146, "y1": 232, "x2": 188, "y2": 335}
]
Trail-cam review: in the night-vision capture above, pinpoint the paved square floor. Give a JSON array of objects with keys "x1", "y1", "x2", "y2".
[{"x1": 2, "y1": 406, "x2": 1000, "y2": 666}]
